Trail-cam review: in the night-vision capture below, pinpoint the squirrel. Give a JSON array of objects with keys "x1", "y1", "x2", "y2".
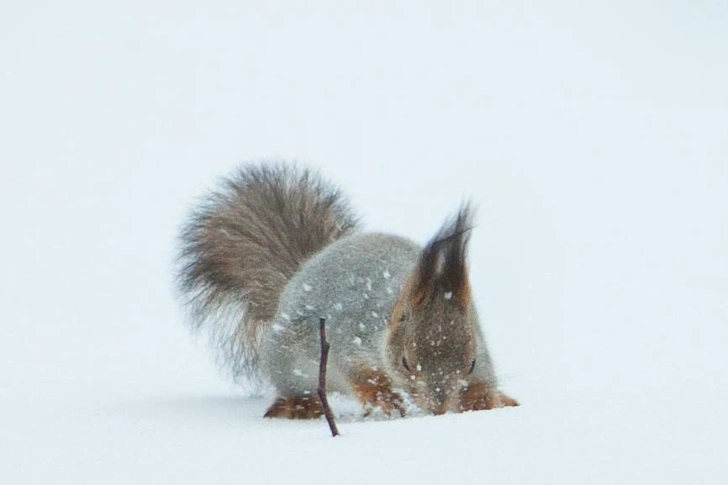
[{"x1": 177, "y1": 162, "x2": 518, "y2": 419}]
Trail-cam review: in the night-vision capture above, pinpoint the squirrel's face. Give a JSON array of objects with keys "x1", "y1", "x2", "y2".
[
  {"x1": 385, "y1": 293, "x2": 480, "y2": 415},
  {"x1": 385, "y1": 204, "x2": 487, "y2": 414}
]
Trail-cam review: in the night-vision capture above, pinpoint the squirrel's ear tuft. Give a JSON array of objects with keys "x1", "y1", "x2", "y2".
[{"x1": 412, "y1": 203, "x2": 474, "y2": 307}]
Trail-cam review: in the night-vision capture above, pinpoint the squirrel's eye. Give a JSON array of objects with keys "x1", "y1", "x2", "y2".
[
  {"x1": 402, "y1": 356, "x2": 411, "y2": 372},
  {"x1": 399, "y1": 312, "x2": 407, "y2": 322},
  {"x1": 468, "y1": 359, "x2": 476, "y2": 375}
]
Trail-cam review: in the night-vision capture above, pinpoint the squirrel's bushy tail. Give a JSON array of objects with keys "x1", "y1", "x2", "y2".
[{"x1": 177, "y1": 163, "x2": 359, "y2": 382}]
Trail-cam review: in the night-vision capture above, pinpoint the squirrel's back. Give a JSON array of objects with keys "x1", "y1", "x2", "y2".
[
  {"x1": 260, "y1": 233, "x2": 421, "y2": 388},
  {"x1": 177, "y1": 163, "x2": 359, "y2": 381}
]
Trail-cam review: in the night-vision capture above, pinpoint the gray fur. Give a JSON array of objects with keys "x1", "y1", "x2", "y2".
[{"x1": 258, "y1": 233, "x2": 421, "y2": 394}]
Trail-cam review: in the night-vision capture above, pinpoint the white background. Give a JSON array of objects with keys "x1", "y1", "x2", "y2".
[{"x1": 2, "y1": 1, "x2": 726, "y2": 483}]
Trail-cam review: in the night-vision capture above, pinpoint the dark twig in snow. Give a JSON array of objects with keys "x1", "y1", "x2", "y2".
[{"x1": 318, "y1": 317, "x2": 340, "y2": 437}]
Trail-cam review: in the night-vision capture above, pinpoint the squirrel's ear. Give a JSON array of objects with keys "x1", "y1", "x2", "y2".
[{"x1": 411, "y1": 203, "x2": 474, "y2": 308}]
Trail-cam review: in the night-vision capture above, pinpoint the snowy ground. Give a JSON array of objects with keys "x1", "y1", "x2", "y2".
[{"x1": 2, "y1": 1, "x2": 727, "y2": 484}]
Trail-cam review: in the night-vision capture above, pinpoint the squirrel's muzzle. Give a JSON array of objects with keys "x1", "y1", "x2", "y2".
[{"x1": 426, "y1": 385, "x2": 451, "y2": 415}]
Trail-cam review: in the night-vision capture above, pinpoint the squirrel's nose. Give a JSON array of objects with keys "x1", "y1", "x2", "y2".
[{"x1": 431, "y1": 387, "x2": 448, "y2": 415}]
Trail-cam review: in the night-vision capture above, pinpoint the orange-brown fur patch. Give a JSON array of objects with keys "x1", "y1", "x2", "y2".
[
  {"x1": 387, "y1": 282, "x2": 411, "y2": 331},
  {"x1": 351, "y1": 367, "x2": 406, "y2": 417},
  {"x1": 263, "y1": 395, "x2": 324, "y2": 419},
  {"x1": 411, "y1": 276, "x2": 433, "y2": 309},
  {"x1": 459, "y1": 382, "x2": 519, "y2": 412},
  {"x1": 453, "y1": 274, "x2": 472, "y2": 307}
]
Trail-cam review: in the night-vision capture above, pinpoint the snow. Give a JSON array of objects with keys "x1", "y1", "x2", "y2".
[{"x1": 2, "y1": 1, "x2": 728, "y2": 484}]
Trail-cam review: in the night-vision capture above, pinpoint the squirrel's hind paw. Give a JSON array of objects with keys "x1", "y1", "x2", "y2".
[
  {"x1": 362, "y1": 394, "x2": 407, "y2": 418},
  {"x1": 263, "y1": 395, "x2": 325, "y2": 419}
]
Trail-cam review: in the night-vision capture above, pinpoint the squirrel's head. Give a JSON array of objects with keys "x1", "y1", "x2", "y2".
[{"x1": 384, "y1": 205, "x2": 485, "y2": 414}]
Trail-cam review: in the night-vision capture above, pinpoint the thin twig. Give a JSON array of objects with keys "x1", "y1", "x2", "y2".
[{"x1": 317, "y1": 317, "x2": 340, "y2": 437}]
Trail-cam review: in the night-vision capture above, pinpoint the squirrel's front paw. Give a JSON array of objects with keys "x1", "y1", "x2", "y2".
[
  {"x1": 459, "y1": 382, "x2": 519, "y2": 412},
  {"x1": 351, "y1": 367, "x2": 406, "y2": 418},
  {"x1": 362, "y1": 391, "x2": 406, "y2": 418}
]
